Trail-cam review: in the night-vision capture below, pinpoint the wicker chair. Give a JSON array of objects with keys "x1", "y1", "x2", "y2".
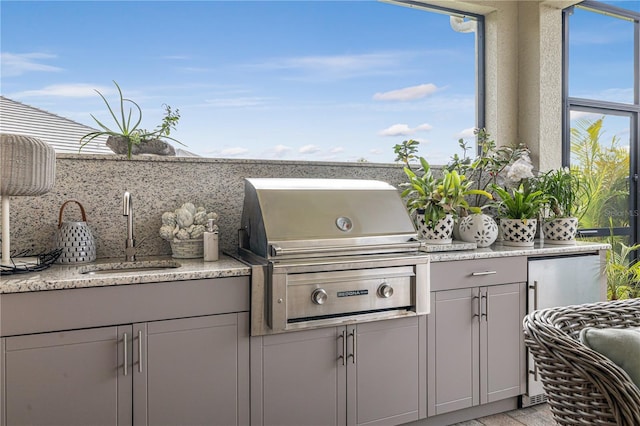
[{"x1": 523, "y1": 298, "x2": 640, "y2": 426}]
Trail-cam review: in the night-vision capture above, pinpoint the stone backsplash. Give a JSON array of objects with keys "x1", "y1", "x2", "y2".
[{"x1": 6, "y1": 154, "x2": 408, "y2": 260}]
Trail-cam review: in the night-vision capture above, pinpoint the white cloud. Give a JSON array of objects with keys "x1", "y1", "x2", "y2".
[
  {"x1": 415, "y1": 123, "x2": 433, "y2": 132},
  {"x1": 299, "y1": 144, "x2": 321, "y2": 154},
  {"x1": 269, "y1": 144, "x2": 292, "y2": 158},
  {"x1": 456, "y1": 127, "x2": 476, "y2": 139},
  {"x1": 250, "y1": 51, "x2": 416, "y2": 80},
  {"x1": 274, "y1": 144, "x2": 292, "y2": 154},
  {"x1": 380, "y1": 124, "x2": 413, "y2": 136},
  {"x1": 379, "y1": 123, "x2": 433, "y2": 137},
  {"x1": 11, "y1": 83, "x2": 114, "y2": 98},
  {"x1": 330, "y1": 147, "x2": 345, "y2": 154},
  {"x1": 570, "y1": 110, "x2": 601, "y2": 120},
  {"x1": 369, "y1": 148, "x2": 383, "y2": 155},
  {"x1": 221, "y1": 147, "x2": 249, "y2": 156},
  {"x1": 373, "y1": 83, "x2": 438, "y2": 101},
  {"x1": 1, "y1": 52, "x2": 62, "y2": 77}
]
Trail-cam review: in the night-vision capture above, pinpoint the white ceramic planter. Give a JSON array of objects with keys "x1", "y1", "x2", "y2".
[
  {"x1": 500, "y1": 218, "x2": 537, "y2": 247},
  {"x1": 542, "y1": 217, "x2": 578, "y2": 245},
  {"x1": 458, "y1": 214, "x2": 499, "y2": 247},
  {"x1": 416, "y1": 213, "x2": 454, "y2": 245}
]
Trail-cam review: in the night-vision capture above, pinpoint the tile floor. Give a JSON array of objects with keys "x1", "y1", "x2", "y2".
[{"x1": 452, "y1": 403, "x2": 555, "y2": 426}]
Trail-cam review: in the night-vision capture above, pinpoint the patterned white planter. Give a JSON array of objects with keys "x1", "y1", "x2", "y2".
[
  {"x1": 542, "y1": 217, "x2": 578, "y2": 245},
  {"x1": 416, "y1": 213, "x2": 454, "y2": 245},
  {"x1": 459, "y1": 214, "x2": 499, "y2": 247},
  {"x1": 500, "y1": 218, "x2": 537, "y2": 247}
]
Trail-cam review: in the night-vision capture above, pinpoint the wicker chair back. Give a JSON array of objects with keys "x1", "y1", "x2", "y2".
[{"x1": 523, "y1": 298, "x2": 640, "y2": 426}]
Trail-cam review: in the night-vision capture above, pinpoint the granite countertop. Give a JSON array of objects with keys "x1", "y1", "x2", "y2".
[
  {"x1": 0, "y1": 254, "x2": 251, "y2": 294},
  {"x1": 428, "y1": 240, "x2": 610, "y2": 262},
  {"x1": 0, "y1": 241, "x2": 609, "y2": 294}
]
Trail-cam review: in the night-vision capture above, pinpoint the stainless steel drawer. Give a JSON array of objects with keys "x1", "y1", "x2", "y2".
[{"x1": 430, "y1": 257, "x2": 526, "y2": 291}]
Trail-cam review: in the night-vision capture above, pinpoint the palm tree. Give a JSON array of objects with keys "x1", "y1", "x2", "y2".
[{"x1": 570, "y1": 117, "x2": 629, "y2": 229}]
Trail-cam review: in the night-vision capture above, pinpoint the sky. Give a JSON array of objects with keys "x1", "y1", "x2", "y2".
[{"x1": 1, "y1": 0, "x2": 637, "y2": 164}]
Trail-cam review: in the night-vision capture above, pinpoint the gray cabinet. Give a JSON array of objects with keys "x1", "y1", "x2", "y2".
[
  {"x1": 251, "y1": 316, "x2": 425, "y2": 426},
  {"x1": 0, "y1": 277, "x2": 251, "y2": 426},
  {"x1": 135, "y1": 313, "x2": 249, "y2": 426},
  {"x1": 428, "y1": 258, "x2": 527, "y2": 417},
  {"x1": 2, "y1": 326, "x2": 131, "y2": 426}
]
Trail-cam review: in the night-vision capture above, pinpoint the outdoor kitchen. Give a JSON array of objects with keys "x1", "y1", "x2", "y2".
[
  {"x1": 2, "y1": 0, "x2": 638, "y2": 423},
  {"x1": 0, "y1": 153, "x2": 609, "y2": 426}
]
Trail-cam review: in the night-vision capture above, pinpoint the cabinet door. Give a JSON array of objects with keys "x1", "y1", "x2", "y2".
[
  {"x1": 254, "y1": 326, "x2": 346, "y2": 426},
  {"x1": 481, "y1": 282, "x2": 525, "y2": 404},
  {"x1": 135, "y1": 313, "x2": 249, "y2": 426},
  {"x1": 427, "y1": 287, "x2": 479, "y2": 416},
  {"x1": 2, "y1": 326, "x2": 132, "y2": 426},
  {"x1": 348, "y1": 317, "x2": 421, "y2": 426}
]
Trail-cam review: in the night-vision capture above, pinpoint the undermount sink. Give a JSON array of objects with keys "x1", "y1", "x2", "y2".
[{"x1": 79, "y1": 260, "x2": 181, "y2": 275}]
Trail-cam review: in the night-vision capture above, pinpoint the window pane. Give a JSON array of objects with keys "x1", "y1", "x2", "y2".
[
  {"x1": 0, "y1": 1, "x2": 479, "y2": 163},
  {"x1": 569, "y1": 111, "x2": 631, "y2": 229},
  {"x1": 568, "y1": 6, "x2": 635, "y2": 104}
]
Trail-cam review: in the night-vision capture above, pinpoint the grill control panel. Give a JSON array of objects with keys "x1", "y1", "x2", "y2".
[{"x1": 286, "y1": 266, "x2": 414, "y2": 321}]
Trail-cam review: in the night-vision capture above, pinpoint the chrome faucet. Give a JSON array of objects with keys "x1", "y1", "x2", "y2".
[{"x1": 123, "y1": 191, "x2": 136, "y2": 261}]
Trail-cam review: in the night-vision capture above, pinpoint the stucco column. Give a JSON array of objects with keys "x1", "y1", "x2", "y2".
[
  {"x1": 482, "y1": 2, "x2": 519, "y2": 156},
  {"x1": 518, "y1": 1, "x2": 575, "y2": 172}
]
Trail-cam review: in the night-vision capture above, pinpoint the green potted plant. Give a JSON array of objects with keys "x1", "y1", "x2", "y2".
[
  {"x1": 401, "y1": 157, "x2": 454, "y2": 244},
  {"x1": 536, "y1": 168, "x2": 589, "y2": 245},
  {"x1": 447, "y1": 129, "x2": 531, "y2": 209},
  {"x1": 80, "y1": 80, "x2": 183, "y2": 159},
  {"x1": 395, "y1": 139, "x2": 494, "y2": 245},
  {"x1": 446, "y1": 129, "x2": 532, "y2": 247},
  {"x1": 441, "y1": 174, "x2": 495, "y2": 247},
  {"x1": 492, "y1": 183, "x2": 548, "y2": 246}
]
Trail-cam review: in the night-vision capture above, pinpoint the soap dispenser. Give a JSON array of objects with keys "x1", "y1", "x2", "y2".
[{"x1": 204, "y1": 218, "x2": 219, "y2": 261}]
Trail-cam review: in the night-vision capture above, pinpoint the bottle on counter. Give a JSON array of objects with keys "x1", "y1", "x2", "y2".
[{"x1": 203, "y1": 218, "x2": 219, "y2": 262}]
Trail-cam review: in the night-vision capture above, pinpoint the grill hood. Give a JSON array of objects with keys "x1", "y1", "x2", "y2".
[{"x1": 239, "y1": 178, "x2": 419, "y2": 259}]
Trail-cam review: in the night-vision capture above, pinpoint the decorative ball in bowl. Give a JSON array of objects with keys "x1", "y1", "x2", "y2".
[{"x1": 159, "y1": 203, "x2": 218, "y2": 259}]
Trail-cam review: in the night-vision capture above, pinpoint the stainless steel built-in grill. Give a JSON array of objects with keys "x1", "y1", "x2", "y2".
[{"x1": 238, "y1": 178, "x2": 430, "y2": 336}]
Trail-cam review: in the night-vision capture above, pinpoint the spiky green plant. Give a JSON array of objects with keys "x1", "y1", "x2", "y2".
[
  {"x1": 536, "y1": 168, "x2": 590, "y2": 220},
  {"x1": 79, "y1": 80, "x2": 183, "y2": 159},
  {"x1": 492, "y1": 183, "x2": 547, "y2": 221},
  {"x1": 570, "y1": 117, "x2": 629, "y2": 228},
  {"x1": 605, "y1": 220, "x2": 640, "y2": 300}
]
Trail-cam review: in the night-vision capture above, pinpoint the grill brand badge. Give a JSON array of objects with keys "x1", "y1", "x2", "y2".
[
  {"x1": 336, "y1": 216, "x2": 353, "y2": 232},
  {"x1": 337, "y1": 290, "x2": 368, "y2": 297}
]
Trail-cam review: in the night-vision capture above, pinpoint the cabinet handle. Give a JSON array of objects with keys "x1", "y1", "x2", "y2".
[
  {"x1": 472, "y1": 295, "x2": 480, "y2": 321},
  {"x1": 471, "y1": 271, "x2": 497, "y2": 276},
  {"x1": 481, "y1": 293, "x2": 488, "y2": 321},
  {"x1": 348, "y1": 330, "x2": 356, "y2": 364},
  {"x1": 123, "y1": 332, "x2": 128, "y2": 376},
  {"x1": 138, "y1": 330, "x2": 143, "y2": 373},
  {"x1": 529, "y1": 364, "x2": 539, "y2": 381},
  {"x1": 338, "y1": 330, "x2": 346, "y2": 366},
  {"x1": 529, "y1": 280, "x2": 539, "y2": 311}
]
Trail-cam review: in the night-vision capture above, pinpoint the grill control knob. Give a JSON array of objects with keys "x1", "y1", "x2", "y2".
[
  {"x1": 311, "y1": 288, "x2": 328, "y2": 305},
  {"x1": 377, "y1": 283, "x2": 394, "y2": 298}
]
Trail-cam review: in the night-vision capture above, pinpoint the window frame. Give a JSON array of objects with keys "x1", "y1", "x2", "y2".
[{"x1": 562, "y1": 0, "x2": 640, "y2": 245}]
